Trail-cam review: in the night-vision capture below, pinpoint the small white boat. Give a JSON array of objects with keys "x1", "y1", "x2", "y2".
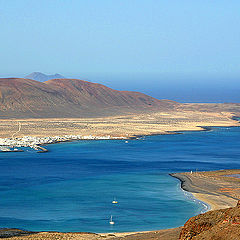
[
  {"x1": 112, "y1": 197, "x2": 118, "y2": 204},
  {"x1": 125, "y1": 141, "x2": 128, "y2": 143},
  {"x1": 109, "y1": 215, "x2": 115, "y2": 225}
]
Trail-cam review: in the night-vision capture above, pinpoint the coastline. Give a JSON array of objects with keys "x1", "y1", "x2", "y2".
[
  {"x1": 3, "y1": 170, "x2": 240, "y2": 240},
  {"x1": 0, "y1": 114, "x2": 240, "y2": 238},
  {"x1": 178, "y1": 183, "x2": 211, "y2": 212},
  {"x1": 170, "y1": 170, "x2": 240, "y2": 211},
  {"x1": 171, "y1": 173, "x2": 213, "y2": 212},
  {"x1": 1, "y1": 170, "x2": 240, "y2": 239},
  {"x1": 0, "y1": 120, "x2": 239, "y2": 152},
  {"x1": 0, "y1": 111, "x2": 239, "y2": 148},
  {"x1": 0, "y1": 134, "x2": 126, "y2": 152}
]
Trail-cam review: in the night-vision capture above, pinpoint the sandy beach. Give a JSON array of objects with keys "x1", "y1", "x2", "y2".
[{"x1": 171, "y1": 169, "x2": 240, "y2": 210}]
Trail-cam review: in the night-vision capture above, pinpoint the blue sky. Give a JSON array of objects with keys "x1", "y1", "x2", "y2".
[{"x1": 0, "y1": 0, "x2": 239, "y2": 102}]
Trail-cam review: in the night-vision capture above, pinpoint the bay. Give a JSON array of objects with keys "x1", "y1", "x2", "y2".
[{"x1": 0, "y1": 126, "x2": 239, "y2": 232}]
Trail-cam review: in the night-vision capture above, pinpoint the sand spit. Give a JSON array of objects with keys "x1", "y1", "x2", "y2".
[{"x1": 171, "y1": 169, "x2": 240, "y2": 210}]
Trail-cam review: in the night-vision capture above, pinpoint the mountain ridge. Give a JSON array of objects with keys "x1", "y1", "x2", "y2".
[
  {"x1": 0, "y1": 77, "x2": 178, "y2": 118},
  {"x1": 25, "y1": 72, "x2": 65, "y2": 82}
]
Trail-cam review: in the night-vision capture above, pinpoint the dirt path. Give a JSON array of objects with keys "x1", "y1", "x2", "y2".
[{"x1": 11, "y1": 121, "x2": 21, "y2": 138}]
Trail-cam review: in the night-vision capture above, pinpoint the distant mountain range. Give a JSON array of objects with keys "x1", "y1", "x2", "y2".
[
  {"x1": 25, "y1": 72, "x2": 65, "y2": 82},
  {"x1": 0, "y1": 77, "x2": 177, "y2": 118}
]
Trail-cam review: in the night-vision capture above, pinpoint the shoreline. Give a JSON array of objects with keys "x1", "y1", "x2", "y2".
[
  {"x1": 171, "y1": 174, "x2": 213, "y2": 212},
  {"x1": 170, "y1": 170, "x2": 240, "y2": 211},
  {"x1": 1, "y1": 170, "x2": 240, "y2": 239},
  {"x1": 178, "y1": 183, "x2": 211, "y2": 212},
  {"x1": 0, "y1": 123, "x2": 239, "y2": 152},
  {"x1": 0, "y1": 115, "x2": 240, "y2": 238},
  {"x1": 0, "y1": 111, "x2": 239, "y2": 145}
]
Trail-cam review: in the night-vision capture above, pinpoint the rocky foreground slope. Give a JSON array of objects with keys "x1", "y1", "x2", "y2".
[{"x1": 179, "y1": 201, "x2": 240, "y2": 240}]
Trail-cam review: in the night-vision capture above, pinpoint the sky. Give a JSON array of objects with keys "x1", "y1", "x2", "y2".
[{"x1": 0, "y1": 0, "x2": 240, "y2": 102}]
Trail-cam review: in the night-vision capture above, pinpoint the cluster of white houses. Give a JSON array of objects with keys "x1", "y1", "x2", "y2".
[{"x1": 0, "y1": 135, "x2": 124, "y2": 152}]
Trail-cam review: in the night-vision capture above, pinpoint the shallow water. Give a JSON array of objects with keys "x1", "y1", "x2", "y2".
[{"x1": 0, "y1": 126, "x2": 240, "y2": 232}]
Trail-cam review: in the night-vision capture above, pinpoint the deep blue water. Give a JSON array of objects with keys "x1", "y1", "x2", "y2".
[{"x1": 0, "y1": 126, "x2": 240, "y2": 232}]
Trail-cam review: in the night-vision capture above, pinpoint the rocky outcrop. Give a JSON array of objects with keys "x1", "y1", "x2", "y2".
[
  {"x1": 179, "y1": 202, "x2": 240, "y2": 240},
  {"x1": 0, "y1": 228, "x2": 34, "y2": 238}
]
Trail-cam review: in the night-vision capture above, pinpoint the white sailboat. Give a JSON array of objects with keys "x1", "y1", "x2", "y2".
[
  {"x1": 109, "y1": 215, "x2": 115, "y2": 225},
  {"x1": 112, "y1": 197, "x2": 118, "y2": 204}
]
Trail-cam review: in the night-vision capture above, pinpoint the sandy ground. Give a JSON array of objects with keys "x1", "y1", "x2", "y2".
[
  {"x1": 0, "y1": 111, "x2": 238, "y2": 138},
  {"x1": 171, "y1": 169, "x2": 240, "y2": 211},
  {"x1": 0, "y1": 227, "x2": 182, "y2": 240}
]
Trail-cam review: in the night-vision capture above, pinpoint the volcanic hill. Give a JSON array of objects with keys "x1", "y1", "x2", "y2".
[
  {"x1": 25, "y1": 72, "x2": 65, "y2": 82},
  {"x1": 0, "y1": 78, "x2": 177, "y2": 118}
]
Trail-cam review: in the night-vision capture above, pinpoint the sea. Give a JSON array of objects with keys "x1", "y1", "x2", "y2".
[{"x1": 0, "y1": 126, "x2": 240, "y2": 233}]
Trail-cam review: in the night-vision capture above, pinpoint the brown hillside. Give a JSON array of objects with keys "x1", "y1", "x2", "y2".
[
  {"x1": 179, "y1": 201, "x2": 240, "y2": 240},
  {"x1": 46, "y1": 78, "x2": 160, "y2": 107},
  {"x1": 0, "y1": 78, "x2": 177, "y2": 118}
]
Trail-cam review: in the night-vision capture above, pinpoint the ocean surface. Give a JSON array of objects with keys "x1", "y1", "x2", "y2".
[{"x1": 0, "y1": 126, "x2": 240, "y2": 232}]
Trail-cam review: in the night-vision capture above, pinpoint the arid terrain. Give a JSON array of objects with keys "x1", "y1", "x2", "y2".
[
  {"x1": 171, "y1": 169, "x2": 240, "y2": 211},
  {"x1": 1, "y1": 77, "x2": 240, "y2": 239},
  {"x1": 0, "y1": 228, "x2": 182, "y2": 240},
  {"x1": 0, "y1": 77, "x2": 176, "y2": 118},
  {"x1": 0, "y1": 77, "x2": 239, "y2": 140},
  {"x1": 0, "y1": 110, "x2": 239, "y2": 139},
  {"x1": 179, "y1": 201, "x2": 240, "y2": 240},
  {"x1": 1, "y1": 77, "x2": 240, "y2": 121}
]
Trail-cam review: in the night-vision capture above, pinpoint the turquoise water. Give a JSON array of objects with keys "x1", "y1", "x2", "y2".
[{"x1": 0, "y1": 126, "x2": 240, "y2": 232}]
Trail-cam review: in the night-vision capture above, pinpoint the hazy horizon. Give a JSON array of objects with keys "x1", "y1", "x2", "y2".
[
  {"x1": 1, "y1": 71, "x2": 239, "y2": 103},
  {"x1": 1, "y1": 0, "x2": 239, "y2": 102}
]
